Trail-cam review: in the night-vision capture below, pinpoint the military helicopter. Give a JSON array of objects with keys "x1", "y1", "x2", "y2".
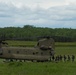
[{"x1": 0, "y1": 36, "x2": 55, "y2": 62}]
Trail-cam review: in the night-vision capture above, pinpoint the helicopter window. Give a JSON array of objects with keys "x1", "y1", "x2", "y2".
[
  {"x1": 25, "y1": 51, "x2": 27, "y2": 53},
  {"x1": 36, "y1": 52, "x2": 38, "y2": 54},
  {"x1": 17, "y1": 51, "x2": 19, "y2": 54},
  {"x1": 41, "y1": 52, "x2": 43, "y2": 55},
  {"x1": 8, "y1": 50, "x2": 11, "y2": 53},
  {"x1": 33, "y1": 52, "x2": 35, "y2": 55}
]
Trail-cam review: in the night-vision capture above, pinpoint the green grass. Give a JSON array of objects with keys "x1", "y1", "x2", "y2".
[
  {"x1": 6, "y1": 40, "x2": 76, "y2": 47},
  {"x1": 56, "y1": 42, "x2": 76, "y2": 47},
  {"x1": 0, "y1": 41, "x2": 76, "y2": 75},
  {"x1": 0, "y1": 62, "x2": 76, "y2": 75},
  {"x1": 6, "y1": 40, "x2": 36, "y2": 47},
  {"x1": 56, "y1": 47, "x2": 76, "y2": 55}
]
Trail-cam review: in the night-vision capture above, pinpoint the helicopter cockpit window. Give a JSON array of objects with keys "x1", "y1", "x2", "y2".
[
  {"x1": 40, "y1": 45, "x2": 48, "y2": 50},
  {"x1": 48, "y1": 46, "x2": 52, "y2": 50}
]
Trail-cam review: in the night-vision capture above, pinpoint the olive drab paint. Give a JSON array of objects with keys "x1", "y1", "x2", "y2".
[{"x1": 0, "y1": 37, "x2": 55, "y2": 62}]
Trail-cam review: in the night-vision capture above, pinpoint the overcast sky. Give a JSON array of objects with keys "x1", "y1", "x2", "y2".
[{"x1": 0, "y1": 0, "x2": 76, "y2": 28}]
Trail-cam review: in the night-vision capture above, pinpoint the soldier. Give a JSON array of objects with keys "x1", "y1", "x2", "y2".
[
  {"x1": 67, "y1": 55, "x2": 70, "y2": 61},
  {"x1": 57, "y1": 55, "x2": 60, "y2": 61},
  {"x1": 59, "y1": 55, "x2": 63, "y2": 61},
  {"x1": 72, "y1": 55, "x2": 75, "y2": 62},
  {"x1": 52, "y1": 55, "x2": 55, "y2": 61},
  {"x1": 55, "y1": 56, "x2": 57, "y2": 62},
  {"x1": 63, "y1": 55, "x2": 67, "y2": 62},
  {"x1": 55, "y1": 55, "x2": 59, "y2": 62},
  {"x1": 50, "y1": 48, "x2": 55, "y2": 56}
]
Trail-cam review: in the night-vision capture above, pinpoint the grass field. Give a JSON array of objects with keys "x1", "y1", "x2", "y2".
[
  {"x1": 6, "y1": 40, "x2": 76, "y2": 47},
  {"x1": 0, "y1": 61, "x2": 76, "y2": 75},
  {"x1": 0, "y1": 41, "x2": 76, "y2": 75}
]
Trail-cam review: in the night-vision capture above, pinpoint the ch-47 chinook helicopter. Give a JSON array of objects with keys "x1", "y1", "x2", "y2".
[{"x1": 0, "y1": 36, "x2": 55, "y2": 62}]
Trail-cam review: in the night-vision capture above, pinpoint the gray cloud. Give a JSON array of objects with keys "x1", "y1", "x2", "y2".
[{"x1": 0, "y1": 2, "x2": 76, "y2": 28}]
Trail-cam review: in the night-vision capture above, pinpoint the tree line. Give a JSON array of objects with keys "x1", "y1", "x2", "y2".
[{"x1": 0, "y1": 25, "x2": 76, "y2": 42}]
